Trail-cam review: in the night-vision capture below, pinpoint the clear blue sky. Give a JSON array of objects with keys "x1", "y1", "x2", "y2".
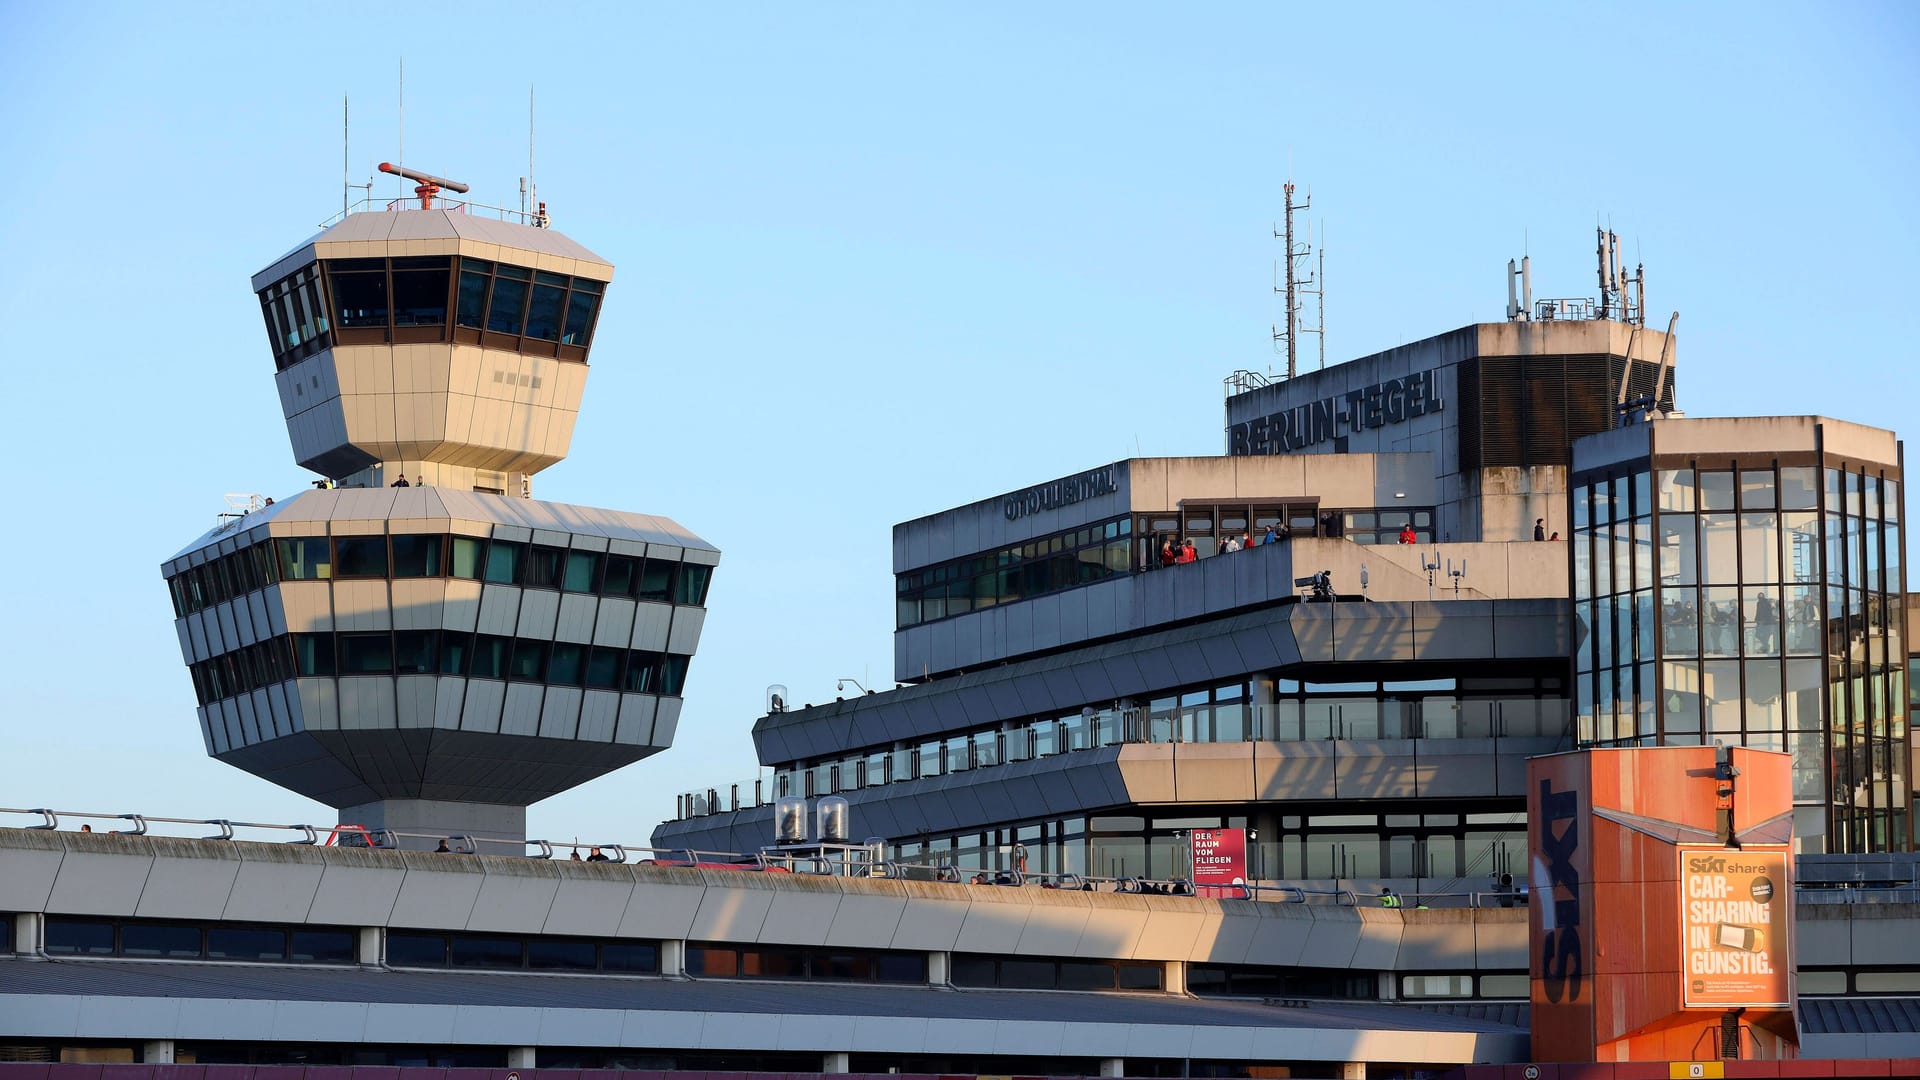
[{"x1": 1, "y1": 4, "x2": 1915, "y2": 846}]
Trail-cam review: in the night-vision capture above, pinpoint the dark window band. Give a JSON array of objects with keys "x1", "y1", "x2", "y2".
[
  {"x1": 167, "y1": 535, "x2": 712, "y2": 618},
  {"x1": 187, "y1": 631, "x2": 694, "y2": 706}
]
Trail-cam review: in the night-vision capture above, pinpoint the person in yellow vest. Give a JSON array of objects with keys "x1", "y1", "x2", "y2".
[{"x1": 1378, "y1": 888, "x2": 1402, "y2": 908}]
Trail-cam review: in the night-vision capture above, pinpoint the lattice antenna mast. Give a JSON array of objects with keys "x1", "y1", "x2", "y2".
[{"x1": 1271, "y1": 182, "x2": 1317, "y2": 379}]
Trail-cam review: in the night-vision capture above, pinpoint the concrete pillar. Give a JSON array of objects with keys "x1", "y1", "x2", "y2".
[
  {"x1": 1099, "y1": 1058, "x2": 1125, "y2": 1077},
  {"x1": 507, "y1": 1047, "x2": 537, "y2": 1069},
  {"x1": 359, "y1": 927, "x2": 383, "y2": 966},
  {"x1": 928, "y1": 950, "x2": 950, "y2": 986},
  {"x1": 142, "y1": 1041, "x2": 176, "y2": 1064},
  {"x1": 1162, "y1": 961, "x2": 1185, "y2": 995},
  {"x1": 660, "y1": 939, "x2": 686, "y2": 977},
  {"x1": 822, "y1": 1052, "x2": 850, "y2": 1074},
  {"x1": 1340, "y1": 1063, "x2": 1366, "y2": 1080},
  {"x1": 13, "y1": 912, "x2": 42, "y2": 953},
  {"x1": 337, "y1": 798, "x2": 527, "y2": 849}
]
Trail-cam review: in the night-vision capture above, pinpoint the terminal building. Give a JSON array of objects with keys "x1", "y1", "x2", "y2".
[
  {"x1": 658, "y1": 292, "x2": 1910, "y2": 880},
  {"x1": 1, "y1": 195, "x2": 1916, "y2": 1075}
]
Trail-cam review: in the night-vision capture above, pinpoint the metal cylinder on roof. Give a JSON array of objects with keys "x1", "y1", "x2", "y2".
[
  {"x1": 818, "y1": 796, "x2": 849, "y2": 844},
  {"x1": 774, "y1": 795, "x2": 808, "y2": 844}
]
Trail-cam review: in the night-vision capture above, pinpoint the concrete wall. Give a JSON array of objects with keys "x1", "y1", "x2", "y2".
[
  {"x1": 0, "y1": 828, "x2": 1520, "y2": 973},
  {"x1": 1576, "y1": 415, "x2": 1901, "y2": 473},
  {"x1": 2, "y1": 831, "x2": 1908, "y2": 1061},
  {"x1": 0, "y1": 829, "x2": 1901, "y2": 981}
]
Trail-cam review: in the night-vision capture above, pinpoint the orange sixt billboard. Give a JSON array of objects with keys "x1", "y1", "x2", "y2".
[
  {"x1": 1679, "y1": 846, "x2": 1791, "y2": 1008},
  {"x1": 1529, "y1": 747, "x2": 1800, "y2": 1061}
]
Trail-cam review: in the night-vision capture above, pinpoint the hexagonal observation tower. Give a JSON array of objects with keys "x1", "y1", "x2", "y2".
[{"x1": 159, "y1": 168, "x2": 717, "y2": 845}]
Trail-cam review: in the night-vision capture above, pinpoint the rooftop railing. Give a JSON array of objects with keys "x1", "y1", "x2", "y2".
[
  {"x1": 316, "y1": 196, "x2": 545, "y2": 230},
  {"x1": 1532, "y1": 297, "x2": 1597, "y2": 321},
  {"x1": 6, "y1": 806, "x2": 1910, "y2": 907}
]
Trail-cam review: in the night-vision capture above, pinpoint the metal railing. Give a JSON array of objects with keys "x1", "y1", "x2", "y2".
[
  {"x1": 1796, "y1": 884, "x2": 1920, "y2": 905},
  {"x1": 1533, "y1": 297, "x2": 1597, "y2": 321},
  {"x1": 1224, "y1": 369, "x2": 1275, "y2": 396},
  {"x1": 9, "y1": 806, "x2": 1913, "y2": 908},
  {"x1": 1, "y1": 807, "x2": 618, "y2": 862},
  {"x1": 316, "y1": 196, "x2": 545, "y2": 230},
  {"x1": 676, "y1": 775, "x2": 779, "y2": 820}
]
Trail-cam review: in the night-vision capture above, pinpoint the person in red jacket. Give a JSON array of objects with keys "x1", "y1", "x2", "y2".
[
  {"x1": 1160, "y1": 539, "x2": 1177, "y2": 567},
  {"x1": 1178, "y1": 539, "x2": 1197, "y2": 564},
  {"x1": 1398, "y1": 524, "x2": 1417, "y2": 545}
]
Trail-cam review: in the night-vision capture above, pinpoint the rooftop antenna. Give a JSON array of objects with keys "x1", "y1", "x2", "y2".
[
  {"x1": 336, "y1": 97, "x2": 372, "y2": 223},
  {"x1": 1448, "y1": 557, "x2": 1469, "y2": 596},
  {"x1": 1634, "y1": 235, "x2": 1647, "y2": 326},
  {"x1": 1506, "y1": 253, "x2": 1533, "y2": 321},
  {"x1": 397, "y1": 59, "x2": 405, "y2": 201},
  {"x1": 1271, "y1": 181, "x2": 1316, "y2": 379},
  {"x1": 1305, "y1": 218, "x2": 1326, "y2": 370},
  {"x1": 1594, "y1": 223, "x2": 1649, "y2": 327},
  {"x1": 528, "y1": 84, "x2": 538, "y2": 225}
]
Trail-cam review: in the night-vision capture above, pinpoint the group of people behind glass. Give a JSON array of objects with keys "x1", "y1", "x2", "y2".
[
  {"x1": 1159, "y1": 524, "x2": 1290, "y2": 567},
  {"x1": 1661, "y1": 592, "x2": 1805, "y2": 654}
]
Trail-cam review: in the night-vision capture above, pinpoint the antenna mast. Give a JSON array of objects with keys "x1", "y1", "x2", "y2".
[
  {"x1": 1307, "y1": 219, "x2": 1326, "y2": 371},
  {"x1": 1271, "y1": 182, "x2": 1319, "y2": 379},
  {"x1": 1594, "y1": 226, "x2": 1648, "y2": 326},
  {"x1": 342, "y1": 95, "x2": 349, "y2": 220},
  {"x1": 397, "y1": 59, "x2": 404, "y2": 200}
]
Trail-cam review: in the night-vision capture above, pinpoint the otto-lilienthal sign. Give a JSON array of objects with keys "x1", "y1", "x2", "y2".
[
  {"x1": 1678, "y1": 847, "x2": 1791, "y2": 1009},
  {"x1": 1002, "y1": 465, "x2": 1118, "y2": 521},
  {"x1": 1229, "y1": 369, "x2": 1442, "y2": 456}
]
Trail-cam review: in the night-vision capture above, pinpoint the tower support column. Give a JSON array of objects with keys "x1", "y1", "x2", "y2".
[{"x1": 337, "y1": 799, "x2": 528, "y2": 848}]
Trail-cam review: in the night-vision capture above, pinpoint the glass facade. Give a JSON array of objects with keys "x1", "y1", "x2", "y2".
[
  {"x1": 871, "y1": 805, "x2": 1528, "y2": 889},
  {"x1": 167, "y1": 535, "x2": 713, "y2": 619},
  {"x1": 896, "y1": 502, "x2": 1437, "y2": 630},
  {"x1": 757, "y1": 671, "x2": 1563, "y2": 882},
  {"x1": 896, "y1": 516, "x2": 1131, "y2": 628},
  {"x1": 185, "y1": 632, "x2": 693, "y2": 707},
  {"x1": 258, "y1": 256, "x2": 607, "y2": 370},
  {"x1": 1573, "y1": 455, "x2": 1909, "y2": 852}
]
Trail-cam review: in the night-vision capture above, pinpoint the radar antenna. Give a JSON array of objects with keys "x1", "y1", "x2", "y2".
[{"x1": 378, "y1": 162, "x2": 471, "y2": 210}]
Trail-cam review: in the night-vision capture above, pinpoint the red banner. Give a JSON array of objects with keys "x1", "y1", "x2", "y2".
[{"x1": 1191, "y1": 828, "x2": 1248, "y2": 893}]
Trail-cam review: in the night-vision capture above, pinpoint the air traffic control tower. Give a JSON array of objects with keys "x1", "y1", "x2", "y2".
[{"x1": 159, "y1": 165, "x2": 718, "y2": 845}]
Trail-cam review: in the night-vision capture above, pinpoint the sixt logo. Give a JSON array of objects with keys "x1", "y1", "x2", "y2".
[
  {"x1": 1537, "y1": 778, "x2": 1582, "y2": 1004},
  {"x1": 1689, "y1": 854, "x2": 1764, "y2": 874}
]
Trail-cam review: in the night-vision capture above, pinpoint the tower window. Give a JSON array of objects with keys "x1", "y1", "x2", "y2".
[
  {"x1": 390, "y1": 257, "x2": 451, "y2": 326},
  {"x1": 328, "y1": 259, "x2": 389, "y2": 329}
]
